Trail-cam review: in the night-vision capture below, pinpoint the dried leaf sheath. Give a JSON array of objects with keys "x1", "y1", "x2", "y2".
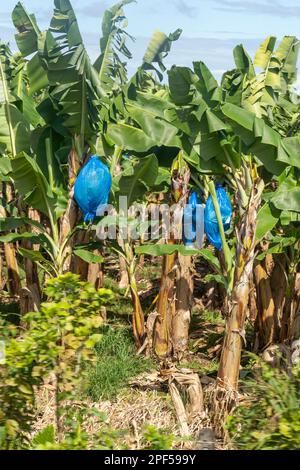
[{"x1": 218, "y1": 178, "x2": 264, "y2": 391}]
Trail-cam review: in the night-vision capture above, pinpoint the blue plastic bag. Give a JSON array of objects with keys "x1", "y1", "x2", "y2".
[
  {"x1": 74, "y1": 156, "x2": 112, "y2": 224},
  {"x1": 183, "y1": 191, "x2": 205, "y2": 248},
  {"x1": 204, "y1": 184, "x2": 232, "y2": 251}
]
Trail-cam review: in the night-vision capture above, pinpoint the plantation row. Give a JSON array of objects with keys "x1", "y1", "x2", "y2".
[{"x1": 0, "y1": 0, "x2": 300, "y2": 450}]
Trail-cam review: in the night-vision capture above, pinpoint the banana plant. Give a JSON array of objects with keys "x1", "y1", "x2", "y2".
[
  {"x1": 6, "y1": 0, "x2": 183, "y2": 327},
  {"x1": 221, "y1": 36, "x2": 300, "y2": 351},
  {"x1": 0, "y1": 1, "x2": 101, "y2": 303},
  {"x1": 96, "y1": 152, "x2": 164, "y2": 349},
  {"x1": 94, "y1": 21, "x2": 183, "y2": 350},
  {"x1": 0, "y1": 41, "x2": 32, "y2": 298},
  {"x1": 9, "y1": 1, "x2": 122, "y2": 283},
  {"x1": 147, "y1": 52, "x2": 300, "y2": 390},
  {"x1": 0, "y1": 153, "x2": 81, "y2": 275}
]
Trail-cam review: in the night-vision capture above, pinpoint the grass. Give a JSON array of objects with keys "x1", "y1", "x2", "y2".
[
  {"x1": 102, "y1": 265, "x2": 161, "y2": 325},
  {"x1": 87, "y1": 326, "x2": 153, "y2": 401},
  {"x1": 103, "y1": 276, "x2": 133, "y2": 322}
]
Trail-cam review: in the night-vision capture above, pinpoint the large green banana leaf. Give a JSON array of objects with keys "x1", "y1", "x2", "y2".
[
  {"x1": 118, "y1": 154, "x2": 159, "y2": 206},
  {"x1": 222, "y1": 36, "x2": 300, "y2": 125},
  {"x1": 106, "y1": 25, "x2": 182, "y2": 153},
  {"x1": 141, "y1": 29, "x2": 182, "y2": 81},
  {"x1": 12, "y1": 0, "x2": 103, "y2": 152},
  {"x1": 0, "y1": 44, "x2": 30, "y2": 155},
  {"x1": 270, "y1": 178, "x2": 300, "y2": 213},
  {"x1": 8, "y1": 153, "x2": 57, "y2": 218},
  {"x1": 94, "y1": 0, "x2": 135, "y2": 93},
  {"x1": 12, "y1": 2, "x2": 49, "y2": 95}
]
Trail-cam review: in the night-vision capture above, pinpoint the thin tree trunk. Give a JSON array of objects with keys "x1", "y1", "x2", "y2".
[
  {"x1": 3, "y1": 242, "x2": 21, "y2": 296},
  {"x1": 218, "y1": 179, "x2": 264, "y2": 391},
  {"x1": 289, "y1": 271, "x2": 300, "y2": 340},
  {"x1": 153, "y1": 248, "x2": 177, "y2": 358},
  {"x1": 87, "y1": 257, "x2": 104, "y2": 289},
  {"x1": 59, "y1": 149, "x2": 81, "y2": 272},
  {"x1": 125, "y1": 243, "x2": 146, "y2": 349},
  {"x1": 172, "y1": 253, "x2": 193, "y2": 360},
  {"x1": 0, "y1": 250, "x2": 3, "y2": 290},
  {"x1": 128, "y1": 268, "x2": 146, "y2": 349},
  {"x1": 218, "y1": 250, "x2": 229, "y2": 316},
  {"x1": 270, "y1": 255, "x2": 287, "y2": 342},
  {"x1": 0, "y1": 185, "x2": 21, "y2": 296},
  {"x1": 254, "y1": 256, "x2": 276, "y2": 349},
  {"x1": 70, "y1": 230, "x2": 90, "y2": 280},
  {"x1": 153, "y1": 156, "x2": 190, "y2": 360},
  {"x1": 20, "y1": 208, "x2": 41, "y2": 315}
]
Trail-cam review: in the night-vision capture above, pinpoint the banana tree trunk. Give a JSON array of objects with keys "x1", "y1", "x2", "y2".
[
  {"x1": 254, "y1": 255, "x2": 276, "y2": 349},
  {"x1": 20, "y1": 209, "x2": 41, "y2": 314},
  {"x1": 0, "y1": 187, "x2": 21, "y2": 296},
  {"x1": 153, "y1": 246, "x2": 177, "y2": 358},
  {"x1": 270, "y1": 255, "x2": 287, "y2": 342},
  {"x1": 153, "y1": 156, "x2": 190, "y2": 360},
  {"x1": 218, "y1": 179, "x2": 264, "y2": 391},
  {"x1": 172, "y1": 253, "x2": 193, "y2": 360},
  {"x1": 0, "y1": 251, "x2": 3, "y2": 290},
  {"x1": 59, "y1": 196, "x2": 79, "y2": 272},
  {"x1": 248, "y1": 278, "x2": 257, "y2": 324},
  {"x1": 87, "y1": 252, "x2": 104, "y2": 289},
  {"x1": 124, "y1": 243, "x2": 146, "y2": 349},
  {"x1": 128, "y1": 268, "x2": 146, "y2": 350},
  {"x1": 3, "y1": 242, "x2": 21, "y2": 296},
  {"x1": 70, "y1": 230, "x2": 90, "y2": 280},
  {"x1": 0, "y1": 57, "x2": 21, "y2": 296},
  {"x1": 289, "y1": 270, "x2": 300, "y2": 340},
  {"x1": 59, "y1": 149, "x2": 80, "y2": 272},
  {"x1": 278, "y1": 260, "x2": 299, "y2": 342}
]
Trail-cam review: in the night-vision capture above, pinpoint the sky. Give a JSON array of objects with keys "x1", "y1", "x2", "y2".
[{"x1": 0, "y1": 0, "x2": 300, "y2": 82}]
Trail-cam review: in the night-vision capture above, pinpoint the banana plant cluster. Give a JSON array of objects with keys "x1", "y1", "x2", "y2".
[
  {"x1": 0, "y1": 0, "x2": 300, "y2": 396},
  {"x1": 120, "y1": 36, "x2": 300, "y2": 390}
]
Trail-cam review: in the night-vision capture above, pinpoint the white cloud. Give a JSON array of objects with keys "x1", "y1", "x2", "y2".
[{"x1": 211, "y1": 0, "x2": 300, "y2": 18}]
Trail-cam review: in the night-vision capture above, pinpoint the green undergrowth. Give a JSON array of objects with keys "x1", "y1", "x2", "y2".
[
  {"x1": 227, "y1": 360, "x2": 300, "y2": 450},
  {"x1": 87, "y1": 326, "x2": 153, "y2": 401},
  {"x1": 103, "y1": 264, "x2": 160, "y2": 322},
  {"x1": 103, "y1": 276, "x2": 133, "y2": 322},
  {"x1": 180, "y1": 357, "x2": 219, "y2": 376}
]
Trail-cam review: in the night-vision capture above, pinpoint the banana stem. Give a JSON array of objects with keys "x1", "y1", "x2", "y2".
[
  {"x1": 110, "y1": 146, "x2": 123, "y2": 177},
  {"x1": 45, "y1": 134, "x2": 55, "y2": 191},
  {"x1": 124, "y1": 242, "x2": 145, "y2": 348}
]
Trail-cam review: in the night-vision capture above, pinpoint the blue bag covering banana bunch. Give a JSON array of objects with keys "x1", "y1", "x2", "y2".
[
  {"x1": 74, "y1": 155, "x2": 112, "y2": 224},
  {"x1": 204, "y1": 184, "x2": 232, "y2": 250},
  {"x1": 183, "y1": 191, "x2": 205, "y2": 248}
]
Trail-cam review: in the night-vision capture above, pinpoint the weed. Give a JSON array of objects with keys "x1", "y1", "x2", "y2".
[{"x1": 87, "y1": 327, "x2": 153, "y2": 400}]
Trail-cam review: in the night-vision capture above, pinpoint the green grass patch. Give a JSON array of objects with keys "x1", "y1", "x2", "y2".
[
  {"x1": 87, "y1": 326, "x2": 153, "y2": 401},
  {"x1": 103, "y1": 276, "x2": 133, "y2": 322},
  {"x1": 200, "y1": 310, "x2": 223, "y2": 324}
]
